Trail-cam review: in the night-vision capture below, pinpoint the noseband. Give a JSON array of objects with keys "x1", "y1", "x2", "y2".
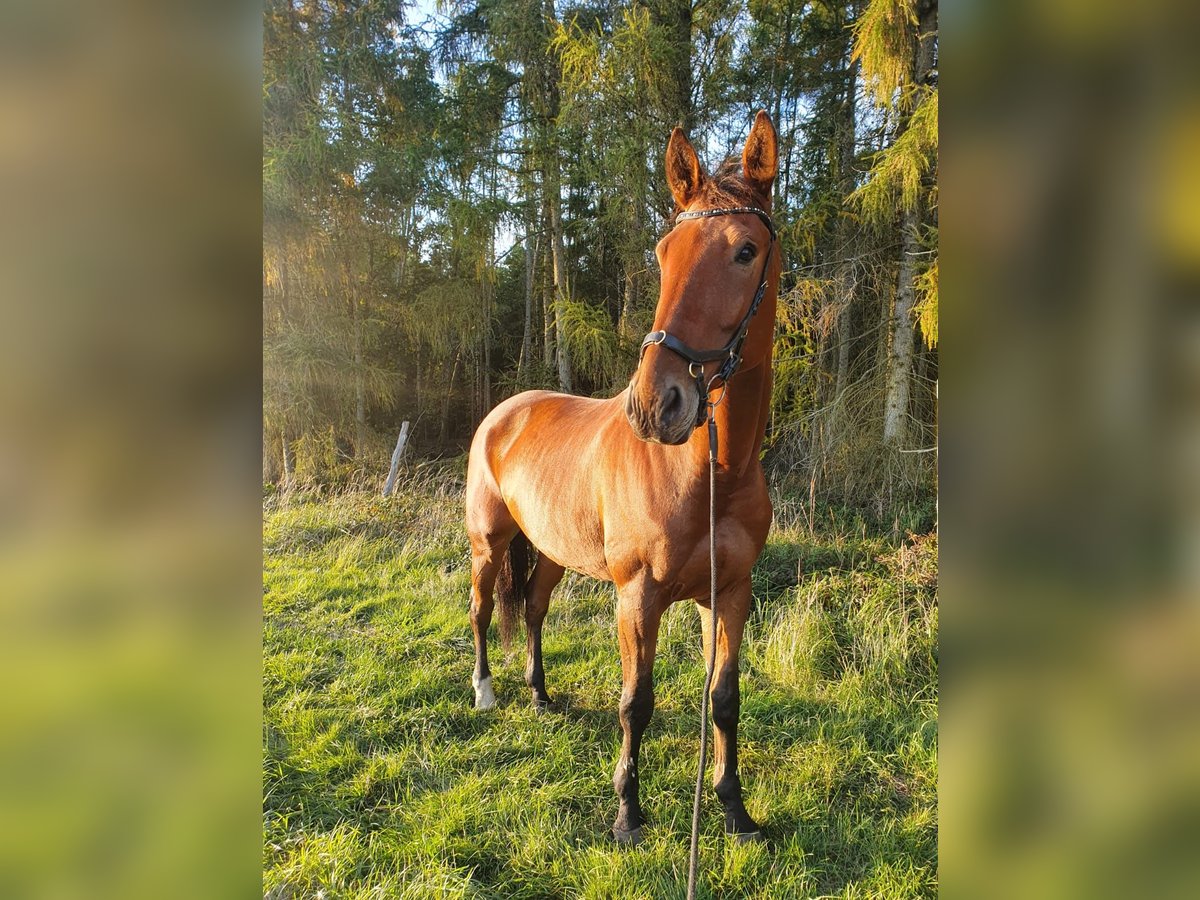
[{"x1": 639, "y1": 206, "x2": 777, "y2": 427}]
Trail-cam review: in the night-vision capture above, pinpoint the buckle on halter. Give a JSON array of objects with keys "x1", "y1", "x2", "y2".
[{"x1": 688, "y1": 361, "x2": 703, "y2": 379}]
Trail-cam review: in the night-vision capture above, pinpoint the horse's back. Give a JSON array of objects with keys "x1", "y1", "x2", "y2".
[
  {"x1": 468, "y1": 389, "x2": 611, "y2": 479},
  {"x1": 466, "y1": 389, "x2": 621, "y2": 579}
]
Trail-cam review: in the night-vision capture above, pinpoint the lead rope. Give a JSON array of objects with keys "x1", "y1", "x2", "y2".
[{"x1": 686, "y1": 399, "x2": 720, "y2": 900}]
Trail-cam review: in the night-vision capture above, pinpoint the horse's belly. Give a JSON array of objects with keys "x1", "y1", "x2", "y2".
[
  {"x1": 505, "y1": 479, "x2": 610, "y2": 582},
  {"x1": 533, "y1": 532, "x2": 610, "y2": 582}
]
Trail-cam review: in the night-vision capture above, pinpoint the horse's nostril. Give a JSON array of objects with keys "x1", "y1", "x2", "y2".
[{"x1": 662, "y1": 385, "x2": 682, "y2": 417}]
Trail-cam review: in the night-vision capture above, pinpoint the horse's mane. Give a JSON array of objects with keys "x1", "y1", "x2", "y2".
[{"x1": 671, "y1": 156, "x2": 767, "y2": 224}]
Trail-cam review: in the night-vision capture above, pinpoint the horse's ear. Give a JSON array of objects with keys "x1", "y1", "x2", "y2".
[
  {"x1": 666, "y1": 127, "x2": 705, "y2": 209},
  {"x1": 742, "y1": 110, "x2": 778, "y2": 200}
]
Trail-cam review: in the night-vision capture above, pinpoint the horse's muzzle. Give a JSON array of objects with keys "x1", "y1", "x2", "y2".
[{"x1": 625, "y1": 377, "x2": 694, "y2": 445}]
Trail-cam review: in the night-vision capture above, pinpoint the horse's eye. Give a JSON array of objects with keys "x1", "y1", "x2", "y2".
[{"x1": 736, "y1": 243, "x2": 756, "y2": 264}]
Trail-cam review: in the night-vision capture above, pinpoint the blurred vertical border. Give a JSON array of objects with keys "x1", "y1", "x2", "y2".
[
  {"x1": 943, "y1": 0, "x2": 1200, "y2": 896},
  {"x1": 0, "y1": 1, "x2": 262, "y2": 897}
]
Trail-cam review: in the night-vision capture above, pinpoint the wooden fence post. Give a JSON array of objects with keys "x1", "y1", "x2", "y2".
[{"x1": 381, "y1": 421, "x2": 411, "y2": 497}]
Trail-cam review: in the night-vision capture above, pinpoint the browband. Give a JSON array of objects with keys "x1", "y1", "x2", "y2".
[{"x1": 674, "y1": 206, "x2": 776, "y2": 242}]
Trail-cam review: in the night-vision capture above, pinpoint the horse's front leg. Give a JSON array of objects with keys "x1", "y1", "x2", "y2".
[
  {"x1": 611, "y1": 580, "x2": 664, "y2": 845},
  {"x1": 699, "y1": 575, "x2": 762, "y2": 840}
]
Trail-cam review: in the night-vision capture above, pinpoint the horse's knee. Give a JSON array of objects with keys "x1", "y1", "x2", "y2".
[{"x1": 619, "y1": 679, "x2": 654, "y2": 731}]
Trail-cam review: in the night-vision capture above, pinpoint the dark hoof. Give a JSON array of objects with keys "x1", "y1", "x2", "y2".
[
  {"x1": 731, "y1": 830, "x2": 765, "y2": 845},
  {"x1": 532, "y1": 696, "x2": 552, "y2": 713},
  {"x1": 612, "y1": 826, "x2": 644, "y2": 847}
]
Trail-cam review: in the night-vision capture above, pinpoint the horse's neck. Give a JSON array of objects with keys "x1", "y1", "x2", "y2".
[
  {"x1": 689, "y1": 358, "x2": 771, "y2": 479},
  {"x1": 693, "y1": 244, "x2": 778, "y2": 482}
]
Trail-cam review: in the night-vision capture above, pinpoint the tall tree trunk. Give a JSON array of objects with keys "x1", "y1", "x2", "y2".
[
  {"x1": 549, "y1": 182, "x2": 572, "y2": 392},
  {"x1": 541, "y1": 192, "x2": 555, "y2": 370},
  {"x1": 834, "y1": 288, "x2": 853, "y2": 401},
  {"x1": 398, "y1": 204, "x2": 412, "y2": 289},
  {"x1": 519, "y1": 229, "x2": 536, "y2": 378},
  {"x1": 480, "y1": 285, "x2": 491, "y2": 415},
  {"x1": 773, "y1": 1, "x2": 795, "y2": 210},
  {"x1": 274, "y1": 244, "x2": 293, "y2": 486},
  {"x1": 440, "y1": 349, "x2": 461, "y2": 445},
  {"x1": 352, "y1": 292, "x2": 367, "y2": 459},
  {"x1": 833, "y1": 54, "x2": 860, "y2": 405},
  {"x1": 618, "y1": 199, "x2": 642, "y2": 342},
  {"x1": 482, "y1": 163, "x2": 499, "y2": 412},
  {"x1": 415, "y1": 344, "x2": 421, "y2": 414},
  {"x1": 782, "y1": 92, "x2": 800, "y2": 203},
  {"x1": 533, "y1": 1, "x2": 566, "y2": 383},
  {"x1": 482, "y1": 239, "x2": 493, "y2": 413},
  {"x1": 337, "y1": 73, "x2": 367, "y2": 461},
  {"x1": 881, "y1": 0, "x2": 937, "y2": 446},
  {"x1": 535, "y1": 0, "x2": 572, "y2": 393},
  {"x1": 539, "y1": 85, "x2": 571, "y2": 391},
  {"x1": 620, "y1": 268, "x2": 637, "y2": 343},
  {"x1": 883, "y1": 210, "x2": 918, "y2": 444}
]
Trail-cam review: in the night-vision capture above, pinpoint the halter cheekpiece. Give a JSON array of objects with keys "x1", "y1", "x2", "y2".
[{"x1": 639, "y1": 206, "x2": 777, "y2": 428}]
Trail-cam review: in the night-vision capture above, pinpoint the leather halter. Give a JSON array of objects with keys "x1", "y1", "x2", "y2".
[{"x1": 639, "y1": 205, "x2": 777, "y2": 428}]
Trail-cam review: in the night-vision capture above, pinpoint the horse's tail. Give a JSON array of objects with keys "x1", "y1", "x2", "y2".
[{"x1": 495, "y1": 530, "x2": 533, "y2": 651}]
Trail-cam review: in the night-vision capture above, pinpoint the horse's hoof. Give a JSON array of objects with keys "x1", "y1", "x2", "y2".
[
  {"x1": 532, "y1": 699, "x2": 551, "y2": 714},
  {"x1": 612, "y1": 826, "x2": 644, "y2": 846},
  {"x1": 731, "y1": 830, "x2": 764, "y2": 845}
]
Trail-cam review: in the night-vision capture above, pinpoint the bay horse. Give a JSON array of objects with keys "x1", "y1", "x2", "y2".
[{"x1": 465, "y1": 111, "x2": 780, "y2": 845}]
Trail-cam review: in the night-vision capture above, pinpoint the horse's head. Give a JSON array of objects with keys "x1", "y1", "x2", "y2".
[{"x1": 626, "y1": 111, "x2": 779, "y2": 445}]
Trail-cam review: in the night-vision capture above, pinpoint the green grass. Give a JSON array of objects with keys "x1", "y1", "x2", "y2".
[{"x1": 263, "y1": 464, "x2": 937, "y2": 898}]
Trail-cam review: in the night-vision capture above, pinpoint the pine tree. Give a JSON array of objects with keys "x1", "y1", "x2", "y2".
[{"x1": 850, "y1": 0, "x2": 938, "y2": 446}]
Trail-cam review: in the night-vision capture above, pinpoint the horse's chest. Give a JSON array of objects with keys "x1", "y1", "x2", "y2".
[
  {"x1": 605, "y1": 486, "x2": 769, "y2": 596},
  {"x1": 675, "y1": 517, "x2": 763, "y2": 592}
]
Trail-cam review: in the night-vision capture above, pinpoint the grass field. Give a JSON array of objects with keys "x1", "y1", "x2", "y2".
[{"x1": 263, "y1": 462, "x2": 938, "y2": 899}]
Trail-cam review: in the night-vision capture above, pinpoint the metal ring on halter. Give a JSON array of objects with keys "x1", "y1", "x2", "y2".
[
  {"x1": 706, "y1": 373, "x2": 728, "y2": 410},
  {"x1": 688, "y1": 361, "x2": 703, "y2": 379}
]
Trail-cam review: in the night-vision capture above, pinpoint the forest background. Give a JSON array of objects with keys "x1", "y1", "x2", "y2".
[{"x1": 263, "y1": 0, "x2": 938, "y2": 513}]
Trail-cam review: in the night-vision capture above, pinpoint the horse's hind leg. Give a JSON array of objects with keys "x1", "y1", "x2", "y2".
[
  {"x1": 524, "y1": 553, "x2": 564, "y2": 709},
  {"x1": 469, "y1": 545, "x2": 501, "y2": 709},
  {"x1": 468, "y1": 510, "x2": 517, "y2": 710}
]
